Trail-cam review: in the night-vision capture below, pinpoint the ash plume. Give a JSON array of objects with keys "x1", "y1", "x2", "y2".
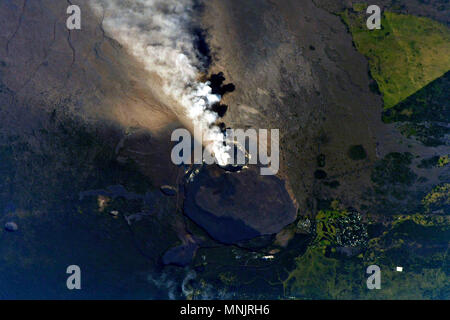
[{"x1": 89, "y1": 0, "x2": 230, "y2": 165}]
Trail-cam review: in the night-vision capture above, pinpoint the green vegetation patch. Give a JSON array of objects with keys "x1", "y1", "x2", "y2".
[
  {"x1": 418, "y1": 155, "x2": 449, "y2": 169},
  {"x1": 341, "y1": 10, "x2": 450, "y2": 108},
  {"x1": 371, "y1": 152, "x2": 417, "y2": 186},
  {"x1": 422, "y1": 183, "x2": 450, "y2": 213},
  {"x1": 383, "y1": 71, "x2": 450, "y2": 123},
  {"x1": 312, "y1": 210, "x2": 368, "y2": 252},
  {"x1": 438, "y1": 155, "x2": 450, "y2": 167},
  {"x1": 348, "y1": 145, "x2": 367, "y2": 160},
  {"x1": 284, "y1": 210, "x2": 450, "y2": 299},
  {"x1": 369, "y1": 152, "x2": 421, "y2": 210},
  {"x1": 382, "y1": 71, "x2": 449, "y2": 146}
]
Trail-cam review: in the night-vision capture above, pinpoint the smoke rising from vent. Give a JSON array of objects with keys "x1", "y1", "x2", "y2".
[{"x1": 89, "y1": 0, "x2": 230, "y2": 165}]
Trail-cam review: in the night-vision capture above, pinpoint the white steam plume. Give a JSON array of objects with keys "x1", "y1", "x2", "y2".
[{"x1": 89, "y1": 0, "x2": 230, "y2": 165}]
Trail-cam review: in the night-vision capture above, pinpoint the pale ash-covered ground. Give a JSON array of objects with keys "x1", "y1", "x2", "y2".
[{"x1": 0, "y1": 0, "x2": 183, "y2": 186}]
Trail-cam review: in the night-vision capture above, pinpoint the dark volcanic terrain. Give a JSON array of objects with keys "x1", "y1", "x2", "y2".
[
  {"x1": 0, "y1": 0, "x2": 448, "y2": 299},
  {"x1": 203, "y1": 0, "x2": 447, "y2": 216}
]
